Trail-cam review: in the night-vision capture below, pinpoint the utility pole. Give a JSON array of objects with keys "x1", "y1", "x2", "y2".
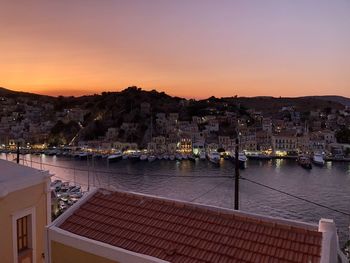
[
  {"x1": 16, "y1": 142, "x2": 20, "y2": 164},
  {"x1": 87, "y1": 155, "x2": 90, "y2": 191},
  {"x1": 234, "y1": 137, "x2": 240, "y2": 210}
]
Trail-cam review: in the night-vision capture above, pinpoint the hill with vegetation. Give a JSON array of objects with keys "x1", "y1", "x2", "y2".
[
  {"x1": 305, "y1": 96, "x2": 350, "y2": 107},
  {"x1": 0, "y1": 86, "x2": 347, "y2": 146}
]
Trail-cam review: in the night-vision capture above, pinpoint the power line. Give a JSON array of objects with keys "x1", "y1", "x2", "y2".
[
  {"x1": 18, "y1": 158, "x2": 234, "y2": 179},
  {"x1": 241, "y1": 176, "x2": 350, "y2": 217},
  {"x1": 190, "y1": 180, "x2": 228, "y2": 202}
]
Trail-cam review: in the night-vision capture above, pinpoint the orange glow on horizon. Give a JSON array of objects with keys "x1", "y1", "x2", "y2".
[{"x1": 1, "y1": 1, "x2": 349, "y2": 99}]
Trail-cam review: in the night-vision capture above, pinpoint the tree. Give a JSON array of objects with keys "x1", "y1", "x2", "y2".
[
  {"x1": 50, "y1": 120, "x2": 80, "y2": 144},
  {"x1": 345, "y1": 148, "x2": 350, "y2": 157},
  {"x1": 335, "y1": 128, "x2": 350, "y2": 144}
]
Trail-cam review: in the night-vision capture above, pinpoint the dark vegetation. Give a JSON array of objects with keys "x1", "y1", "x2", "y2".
[
  {"x1": 49, "y1": 121, "x2": 80, "y2": 146},
  {"x1": 336, "y1": 128, "x2": 350, "y2": 144}
]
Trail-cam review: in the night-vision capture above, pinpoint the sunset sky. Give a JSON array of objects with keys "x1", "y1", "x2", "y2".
[{"x1": 1, "y1": 0, "x2": 349, "y2": 98}]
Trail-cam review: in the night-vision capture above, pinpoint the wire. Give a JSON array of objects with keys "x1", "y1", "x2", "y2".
[
  {"x1": 17, "y1": 158, "x2": 234, "y2": 179},
  {"x1": 190, "y1": 180, "x2": 229, "y2": 202},
  {"x1": 241, "y1": 176, "x2": 350, "y2": 216}
]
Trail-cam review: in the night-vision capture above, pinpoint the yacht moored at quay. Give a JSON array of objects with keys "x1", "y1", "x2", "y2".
[
  {"x1": 312, "y1": 153, "x2": 325, "y2": 166},
  {"x1": 297, "y1": 154, "x2": 312, "y2": 169},
  {"x1": 1, "y1": 146, "x2": 349, "y2": 170},
  {"x1": 107, "y1": 151, "x2": 123, "y2": 162},
  {"x1": 207, "y1": 151, "x2": 221, "y2": 164}
]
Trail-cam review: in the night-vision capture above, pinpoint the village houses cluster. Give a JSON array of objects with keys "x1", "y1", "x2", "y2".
[
  {"x1": 0, "y1": 97, "x2": 86, "y2": 148},
  {"x1": 1, "y1": 96, "x2": 350, "y2": 158},
  {"x1": 79, "y1": 102, "x2": 350, "y2": 158}
]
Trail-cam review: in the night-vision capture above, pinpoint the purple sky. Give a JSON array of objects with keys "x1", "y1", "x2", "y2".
[{"x1": 1, "y1": 0, "x2": 349, "y2": 98}]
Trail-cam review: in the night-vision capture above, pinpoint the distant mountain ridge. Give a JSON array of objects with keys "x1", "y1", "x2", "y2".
[
  {"x1": 0, "y1": 86, "x2": 348, "y2": 111},
  {"x1": 0, "y1": 87, "x2": 54, "y2": 99},
  {"x1": 304, "y1": 96, "x2": 350, "y2": 107},
  {"x1": 1, "y1": 86, "x2": 349, "y2": 101}
]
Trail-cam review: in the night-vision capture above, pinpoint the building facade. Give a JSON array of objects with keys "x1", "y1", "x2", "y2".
[{"x1": 0, "y1": 160, "x2": 51, "y2": 263}]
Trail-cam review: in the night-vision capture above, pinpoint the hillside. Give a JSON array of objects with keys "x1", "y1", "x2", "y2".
[
  {"x1": 1, "y1": 86, "x2": 347, "y2": 116},
  {"x1": 0, "y1": 87, "x2": 54, "y2": 99},
  {"x1": 231, "y1": 96, "x2": 345, "y2": 115},
  {"x1": 305, "y1": 96, "x2": 350, "y2": 107},
  {"x1": 0, "y1": 86, "x2": 347, "y2": 146}
]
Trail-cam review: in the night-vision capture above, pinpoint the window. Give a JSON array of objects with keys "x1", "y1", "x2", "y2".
[
  {"x1": 17, "y1": 216, "x2": 29, "y2": 252},
  {"x1": 12, "y1": 208, "x2": 35, "y2": 263}
]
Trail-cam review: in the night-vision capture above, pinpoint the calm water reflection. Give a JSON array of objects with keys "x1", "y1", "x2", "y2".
[{"x1": 2, "y1": 153, "x2": 349, "y2": 245}]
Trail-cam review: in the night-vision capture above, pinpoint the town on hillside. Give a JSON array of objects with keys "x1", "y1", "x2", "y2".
[{"x1": 0, "y1": 87, "x2": 350, "y2": 163}]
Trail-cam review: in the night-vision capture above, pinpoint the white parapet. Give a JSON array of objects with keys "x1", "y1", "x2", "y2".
[{"x1": 318, "y1": 218, "x2": 342, "y2": 263}]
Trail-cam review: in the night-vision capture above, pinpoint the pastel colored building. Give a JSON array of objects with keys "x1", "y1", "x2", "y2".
[{"x1": 0, "y1": 159, "x2": 51, "y2": 263}]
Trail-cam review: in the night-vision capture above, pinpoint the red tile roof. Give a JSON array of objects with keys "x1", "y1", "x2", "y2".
[{"x1": 59, "y1": 189, "x2": 322, "y2": 263}]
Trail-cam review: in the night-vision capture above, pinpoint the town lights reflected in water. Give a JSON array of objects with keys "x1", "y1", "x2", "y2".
[
  {"x1": 275, "y1": 159, "x2": 285, "y2": 169},
  {"x1": 326, "y1": 161, "x2": 332, "y2": 169}
]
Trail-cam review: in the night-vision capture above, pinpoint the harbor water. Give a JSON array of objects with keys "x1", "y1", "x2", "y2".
[{"x1": 2, "y1": 153, "x2": 350, "y2": 246}]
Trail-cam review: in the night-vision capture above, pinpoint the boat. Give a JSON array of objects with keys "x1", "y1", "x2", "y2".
[
  {"x1": 175, "y1": 153, "x2": 183, "y2": 161},
  {"x1": 163, "y1": 154, "x2": 169, "y2": 160},
  {"x1": 199, "y1": 151, "x2": 206, "y2": 160},
  {"x1": 223, "y1": 152, "x2": 231, "y2": 160},
  {"x1": 246, "y1": 153, "x2": 271, "y2": 160},
  {"x1": 148, "y1": 155, "x2": 156, "y2": 162},
  {"x1": 230, "y1": 151, "x2": 247, "y2": 168},
  {"x1": 238, "y1": 152, "x2": 248, "y2": 167},
  {"x1": 169, "y1": 155, "x2": 175, "y2": 161},
  {"x1": 129, "y1": 151, "x2": 141, "y2": 161},
  {"x1": 182, "y1": 154, "x2": 188, "y2": 160},
  {"x1": 157, "y1": 155, "x2": 163, "y2": 160},
  {"x1": 59, "y1": 182, "x2": 70, "y2": 192},
  {"x1": 69, "y1": 192, "x2": 83, "y2": 199},
  {"x1": 140, "y1": 154, "x2": 148, "y2": 161},
  {"x1": 45, "y1": 149, "x2": 57, "y2": 156},
  {"x1": 68, "y1": 185, "x2": 81, "y2": 193},
  {"x1": 298, "y1": 154, "x2": 312, "y2": 169},
  {"x1": 312, "y1": 153, "x2": 325, "y2": 166},
  {"x1": 207, "y1": 151, "x2": 221, "y2": 164},
  {"x1": 50, "y1": 180, "x2": 62, "y2": 191},
  {"x1": 78, "y1": 152, "x2": 88, "y2": 160},
  {"x1": 107, "y1": 151, "x2": 123, "y2": 162},
  {"x1": 188, "y1": 154, "x2": 196, "y2": 162},
  {"x1": 94, "y1": 153, "x2": 103, "y2": 159}
]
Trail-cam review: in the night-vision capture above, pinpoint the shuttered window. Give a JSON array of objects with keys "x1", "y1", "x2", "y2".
[{"x1": 17, "y1": 215, "x2": 29, "y2": 252}]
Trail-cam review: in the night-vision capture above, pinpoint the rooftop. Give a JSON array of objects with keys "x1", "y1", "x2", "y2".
[
  {"x1": 0, "y1": 159, "x2": 50, "y2": 197},
  {"x1": 58, "y1": 189, "x2": 323, "y2": 263}
]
